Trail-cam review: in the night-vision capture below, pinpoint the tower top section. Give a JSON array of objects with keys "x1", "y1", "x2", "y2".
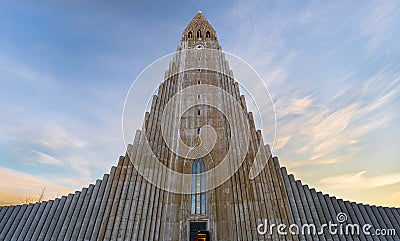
[{"x1": 181, "y1": 12, "x2": 218, "y2": 46}]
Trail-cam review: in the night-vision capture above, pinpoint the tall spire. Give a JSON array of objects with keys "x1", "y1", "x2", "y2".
[{"x1": 181, "y1": 11, "x2": 219, "y2": 48}]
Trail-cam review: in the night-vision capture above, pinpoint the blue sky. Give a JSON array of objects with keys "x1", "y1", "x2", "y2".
[{"x1": 0, "y1": 1, "x2": 399, "y2": 206}]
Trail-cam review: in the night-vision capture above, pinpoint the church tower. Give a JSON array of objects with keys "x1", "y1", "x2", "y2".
[
  {"x1": 0, "y1": 11, "x2": 399, "y2": 241},
  {"x1": 181, "y1": 11, "x2": 219, "y2": 49},
  {"x1": 115, "y1": 11, "x2": 296, "y2": 241}
]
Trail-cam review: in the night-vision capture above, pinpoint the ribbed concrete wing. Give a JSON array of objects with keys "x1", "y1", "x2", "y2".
[
  {"x1": 0, "y1": 166, "x2": 116, "y2": 241},
  {"x1": 1, "y1": 156, "x2": 399, "y2": 240},
  {"x1": 280, "y1": 164, "x2": 400, "y2": 241}
]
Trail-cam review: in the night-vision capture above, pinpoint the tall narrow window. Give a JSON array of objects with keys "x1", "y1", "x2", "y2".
[
  {"x1": 206, "y1": 31, "x2": 210, "y2": 38},
  {"x1": 197, "y1": 29, "x2": 202, "y2": 39},
  {"x1": 188, "y1": 31, "x2": 193, "y2": 39},
  {"x1": 197, "y1": 80, "x2": 201, "y2": 84},
  {"x1": 197, "y1": 94, "x2": 201, "y2": 99},
  {"x1": 197, "y1": 109, "x2": 200, "y2": 115},
  {"x1": 191, "y1": 156, "x2": 206, "y2": 214}
]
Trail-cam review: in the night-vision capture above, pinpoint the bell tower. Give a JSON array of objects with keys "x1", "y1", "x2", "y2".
[
  {"x1": 155, "y1": 12, "x2": 286, "y2": 241},
  {"x1": 181, "y1": 11, "x2": 220, "y2": 50}
]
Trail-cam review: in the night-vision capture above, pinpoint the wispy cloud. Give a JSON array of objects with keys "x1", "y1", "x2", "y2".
[
  {"x1": 319, "y1": 171, "x2": 400, "y2": 190},
  {"x1": 226, "y1": 1, "x2": 400, "y2": 208},
  {"x1": 358, "y1": 0, "x2": 400, "y2": 55},
  {"x1": 228, "y1": 0, "x2": 400, "y2": 167},
  {"x1": 0, "y1": 167, "x2": 72, "y2": 205},
  {"x1": 0, "y1": 54, "x2": 57, "y2": 88},
  {"x1": 315, "y1": 170, "x2": 400, "y2": 206},
  {"x1": 0, "y1": 106, "x2": 122, "y2": 190},
  {"x1": 275, "y1": 95, "x2": 313, "y2": 117},
  {"x1": 275, "y1": 70, "x2": 400, "y2": 165},
  {"x1": 274, "y1": 135, "x2": 291, "y2": 152},
  {"x1": 31, "y1": 149, "x2": 64, "y2": 166},
  {"x1": 35, "y1": 124, "x2": 88, "y2": 150}
]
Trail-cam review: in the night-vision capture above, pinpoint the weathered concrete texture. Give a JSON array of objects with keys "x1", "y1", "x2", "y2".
[{"x1": 0, "y1": 12, "x2": 399, "y2": 241}]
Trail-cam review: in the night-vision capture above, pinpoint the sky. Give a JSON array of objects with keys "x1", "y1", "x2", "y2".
[{"x1": 0, "y1": 0, "x2": 399, "y2": 207}]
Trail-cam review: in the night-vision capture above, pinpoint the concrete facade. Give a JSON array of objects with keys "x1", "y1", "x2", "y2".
[{"x1": 0, "y1": 12, "x2": 399, "y2": 241}]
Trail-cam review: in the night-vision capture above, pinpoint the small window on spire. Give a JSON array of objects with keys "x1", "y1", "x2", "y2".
[
  {"x1": 188, "y1": 31, "x2": 193, "y2": 39},
  {"x1": 206, "y1": 31, "x2": 210, "y2": 38},
  {"x1": 197, "y1": 30, "x2": 202, "y2": 39}
]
